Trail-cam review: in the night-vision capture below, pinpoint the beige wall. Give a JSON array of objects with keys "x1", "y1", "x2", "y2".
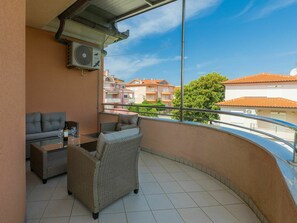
[
  {"x1": 99, "y1": 113, "x2": 297, "y2": 223},
  {"x1": 26, "y1": 27, "x2": 99, "y2": 134},
  {"x1": 0, "y1": 0, "x2": 26, "y2": 222}
]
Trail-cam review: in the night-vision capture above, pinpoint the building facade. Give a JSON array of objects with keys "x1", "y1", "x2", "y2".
[
  {"x1": 104, "y1": 70, "x2": 135, "y2": 105},
  {"x1": 217, "y1": 73, "x2": 297, "y2": 141},
  {"x1": 126, "y1": 79, "x2": 174, "y2": 106}
]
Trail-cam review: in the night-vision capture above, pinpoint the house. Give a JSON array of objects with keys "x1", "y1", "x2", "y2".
[
  {"x1": 104, "y1": 70, "x2": 135, "y2": 105},
  {"x1": 217, "y1": 72, "x2": 297, "y2": 140},
  {"x1": 126, "y1": 79, "x2": 174, "y2": 106}
]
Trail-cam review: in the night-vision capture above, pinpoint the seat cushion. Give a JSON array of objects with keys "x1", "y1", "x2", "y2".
[
  {"x1": 26, "y1": 112, "x2": 41, "y2": 134},
  {"x1": 26, "y1": 130, "x2": 60, "y2": 141},
  {"x1": 119, "y1": 114, "x2": 138, "y2": 124},
  {"x1": 41, "y1": 112, "x2": 66, "y2": 132},
  {"x1": 95, "y1": 128, "x2": 140, "y2": 160}
]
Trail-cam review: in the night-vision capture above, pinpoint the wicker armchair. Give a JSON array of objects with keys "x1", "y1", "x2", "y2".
[
  {"x1": 67, "y1": 128, "x2": 143, "y2": 219},
  {"x1": 100, "y1": 114, "x2": 139, "y2": 133}
]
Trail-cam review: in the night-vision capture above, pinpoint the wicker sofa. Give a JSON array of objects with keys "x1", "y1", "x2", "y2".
[
  {"x1": 67, "y1": 128, "x2": 143, "y2": 219},
  {"x1": 100, "y1": 113, "x2": 139, "y2": 134},
  {"x1": 26, "y1": 112, "x2": 78, "y2": 159}
]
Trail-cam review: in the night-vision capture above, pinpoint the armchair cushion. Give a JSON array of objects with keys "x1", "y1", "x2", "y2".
[
  {"x1": 26, "y1": 112, "x2": 42, "y2": 134},
  {"x1": 41, "y1": 112, "x2": 66, "y2": 132},
  {"x1": 95, "y1": 127, "x2": 140, "y2": 160},
  {"x1": 116, "y1": 114, "x2": 139, "y2": 131}
]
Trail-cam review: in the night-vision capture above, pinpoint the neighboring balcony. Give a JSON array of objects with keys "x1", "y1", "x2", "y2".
[{"x1": 104, "y1": 98, "x2": 122, "y2": 103}]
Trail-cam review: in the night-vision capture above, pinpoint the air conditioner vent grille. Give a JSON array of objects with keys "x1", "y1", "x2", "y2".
[
  {"x1": 67, "y1": 41, "x2": 100, "y2": 70},
  {"x1": 75, "y1": 45, "x2": 92, "y2": 66}
]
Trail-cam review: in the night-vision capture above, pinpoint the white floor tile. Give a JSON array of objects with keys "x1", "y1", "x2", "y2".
[
  {"x1": 25, "y1": 219, "x2": 40, "y2": 223},
  {"x1": 167, "y1": 193, "x2": 197, "y2": 209},
  {"x1": 153, "y1": 209, "x2": 184, "y2": 223},
  {"x1": 69, "y1": 215, "x2": 98, "y2": 223},
  {"x1": 178, "y1": 208, "x2": 212, "y2": 223},
  {"x1": 101, "y1": 199, "x2": 125, "y2": 214},
  {"x1": 209, "y1": 190, "x2": 243, "y2": 205},
  {"x1": 178, "y1": 180, "x2": 204, "y2": 192},
  {"x1": 39, "y1": 217, "x2": 69, "y2": 223},
  {"x1": 43, "y1": 200, "x2": 74, "y2": 218},
  {"x1": 145, "y1": 194, "x2": 174, "y2": 210},
  {"x1": 170, "y1": 172, "x2": 192, "y2": 181},
  {"x1": 159, "y1": 182, "x2": 184, "y2": 193},
  {"x1": 148, "y1": 166, "x2": 167, "y2": 173},
  {"x1": 51, "y1": 186, "x2": 74, "y2": 200},
  {"x1": 25, "y1": 151, "x2": 261, "y2": 223},
  {"x1": 71, "y1": 199, "x2": 90, "y2": 216},
  {"x1": 188, "y1": 192, "x2": 220, "y2": 207},
  {"x1": 139, "y1": 173, "x2": 156, "y2": 183},
  {"x1": 27, "y1": 186, "x2": 55, "y2": 201},
  {"x1": 197, "y1": 179, "x2": 224, "y2": 191},
  {"x1": 26, "y1": 201, "x2": 48, "y2": 219},
  {"x1": 187, "y1": 171, "x2": 211, "y2": 180},
  {"x1": 153, "y1": 173, "x2": 175, "y2": 182},
  {"x1": 123, "y1": 195, "x2": 150, "y2": 212},
  {"x1": 99, "y1": 213, "x2": 127, "y2": 223},
  {"x1": 163, "y1": 164, "x2": 184, "y2": 173},
  {"x1": 141, "y1": 182, "x2": 164, "y2": 194},
  {"x1": 126, "y1": 211, "x2": 156, "y2": 223},
  {"x1": 202, "y1": 206, "x2": 240, "y2": 223},
  {"x1": 225, "y1": 204, "x2": 261, "y2": 223}
]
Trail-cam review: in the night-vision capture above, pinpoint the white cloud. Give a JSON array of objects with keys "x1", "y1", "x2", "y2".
[
  {"x1": 231, "y1": 0, "x2": 255, "y2": 19},
  {"x1": 105, "y1": 55, "x2": 183, "y2": 79},
  {"x1": 251, "y1": 0, "x2": 297, "y2": 20},
  {"x1": 105, "y1": 0, "x2": 221, "y2": 80}
]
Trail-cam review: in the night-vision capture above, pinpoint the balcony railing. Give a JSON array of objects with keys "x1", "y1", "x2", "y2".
[{"x1": 102, "y1": 103, "x2": 297, "y2": 165}]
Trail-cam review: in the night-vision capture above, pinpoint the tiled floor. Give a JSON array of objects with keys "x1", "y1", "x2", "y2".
[{"x1": 26, "y1": 151, "x2": 261, "y2": 223}]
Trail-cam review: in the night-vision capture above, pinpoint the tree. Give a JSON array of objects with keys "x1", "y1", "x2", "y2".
[{"x1": 172, "y1": 72, "x2": 227, "y2": 122}]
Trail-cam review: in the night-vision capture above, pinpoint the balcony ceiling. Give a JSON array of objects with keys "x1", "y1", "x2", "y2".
[{"x1": 26, "y1": 0, "x2": 176, "y2": 46}]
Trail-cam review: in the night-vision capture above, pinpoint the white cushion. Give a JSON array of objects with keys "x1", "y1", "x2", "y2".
[{"x1": 95, "y1": 128, "x2": 140, "y2": 160}]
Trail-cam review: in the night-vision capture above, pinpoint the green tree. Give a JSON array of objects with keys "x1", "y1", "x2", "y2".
[{"x1": 172, "y1": 72, "x2": 227, "y2": 122}]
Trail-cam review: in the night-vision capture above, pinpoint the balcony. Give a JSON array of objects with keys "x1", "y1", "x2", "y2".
[
  {"x1": 26, "y1": 150, "x2": 260, "y2": 222},
  {"x1": 104, "y1": 98, "x2": 122, "y2": 103}
]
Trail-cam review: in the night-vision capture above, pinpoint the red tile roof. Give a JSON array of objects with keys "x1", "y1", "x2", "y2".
[
  {"x1": 126, "y1": 79, "x2": 173, "y2": 87},
  {"x1": 223, "y1": 73, "x2": 297, "y2": 84},
  {"x1": 217, "y1": 97, "x2": 297, "y2": 109}
]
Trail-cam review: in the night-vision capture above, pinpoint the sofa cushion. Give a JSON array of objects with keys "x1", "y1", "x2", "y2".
[
  {"x1": 95, "y1": 128, "x2": 140, "y2": 160},
  {"x1": 26, "y1": 130, "x2": 60, "y2": 141},
  {"x1": 26, "y1": 112, "x2": 42, "y2": 134},
  {"x1": 41, "y1": 112, "x2": 66, "y2": 132}
]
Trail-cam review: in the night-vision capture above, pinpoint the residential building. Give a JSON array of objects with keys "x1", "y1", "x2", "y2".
[
  {"x1": 217, "y1": 72, "x2": 297, "y2": 140},
  {"x1": 126, "y1": 79, "x2": 174, "y2": 106},
  {"x1": 103, "y1": 70, "x2": 135, "y2": 105}
]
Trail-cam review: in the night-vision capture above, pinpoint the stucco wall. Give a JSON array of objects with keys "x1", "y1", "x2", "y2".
[
  {"x1": 26, "y1": 27, "x2": 99, "y2": 134},
  {"x1": 225, "y1": 83, "x2": 297, "y2": 101},
  {"x1": 0, "y1": 0, "x2": 26, "y2": 222},
  {"x1": 98, "y1": 113, "x2": 297, "y2": 222}
]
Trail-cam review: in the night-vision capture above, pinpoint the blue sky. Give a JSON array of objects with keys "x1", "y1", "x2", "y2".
[{"x1": 105, "y1": 0, "x2": 297, "y2": 86}]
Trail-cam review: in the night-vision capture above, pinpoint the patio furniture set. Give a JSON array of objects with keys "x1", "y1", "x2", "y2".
[{"x1": 27, "y1": 112, "x2": 141, "y2": 219}]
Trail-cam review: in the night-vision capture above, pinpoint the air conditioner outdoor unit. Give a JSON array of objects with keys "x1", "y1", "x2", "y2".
[
  {"x1": 67, "y1": 42, "x2": 100, "y2": 70},
  {"x1": 245, "y1": 109, "x2": 256, "y2": 114}
]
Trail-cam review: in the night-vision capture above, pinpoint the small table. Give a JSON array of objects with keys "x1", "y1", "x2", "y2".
[{"x1": 30, "y1": 136, "x2": 97, "y2": 184}]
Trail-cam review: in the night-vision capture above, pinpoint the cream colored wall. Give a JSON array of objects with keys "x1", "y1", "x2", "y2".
[
  {"x1": 225, "y1": 83, "x2": 297, "y2": 101},
  {"x1": 0, "y1": 0, "x2": 26, "y2": 222},
  {"x1": 26, "y1": 27, "x2": 99, "y2": 134},
  {"x1": 98, "y1": 113, "x2": 297, "y2": 222},
  {"x1": 127, "y1": 86, "x2": 146, "y2": 104}
]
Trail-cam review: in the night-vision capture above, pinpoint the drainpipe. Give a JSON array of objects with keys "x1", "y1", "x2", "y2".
[{"x1": 180, "y1": 0, "x2": 186, "y2": 122}]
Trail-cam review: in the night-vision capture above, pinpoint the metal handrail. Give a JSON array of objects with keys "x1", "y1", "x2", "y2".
[{"x1": 102, "y1": 103, "x2": 297, "y2": 164}]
